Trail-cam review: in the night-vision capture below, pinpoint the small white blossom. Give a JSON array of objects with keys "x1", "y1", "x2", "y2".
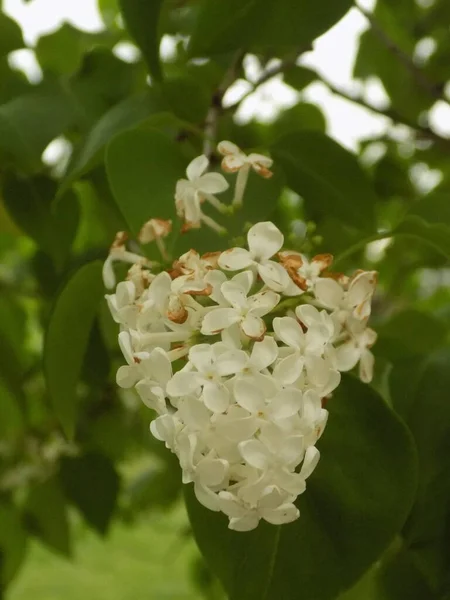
[{"x1": 219, "y1": 222, "x2": 290, "y2": 292}]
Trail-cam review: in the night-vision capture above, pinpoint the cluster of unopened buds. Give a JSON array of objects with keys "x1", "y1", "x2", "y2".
[{"x1": 103, "y1": 141, "x2": 377, "y2": 531}]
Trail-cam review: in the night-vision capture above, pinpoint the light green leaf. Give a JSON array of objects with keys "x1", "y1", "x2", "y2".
[
  {"x1": 395, "y1": 215, "x2": 450, "y2": 259},
  {"x1": 59, "y1": 452, "x2": 120, "y2": 535},
  {"x1": 25, "y1": 478, "x2": 71, "y2": 557},
  {"x1": 35, "y1": 23, "x2": 84, "y2": 74},
  {"x1": 118, "y1": 0, "x2": 164, "y2": 79},
  {"x1": 186, "y1": 375, "x2": 417, "y2": 600},
  {"x1": 189, "y1": 0, "x2": 352, "y2": 57},
  {"x1": 44, "y1": 261, "x2": 104, "y2": 438},
  {"x1": 62, "y1": 91, "x2": 163, "y2": 188},
  {"x1": 0, "y1": 12, "x2": 24, "y2": 57},
  {"x1": 0, "y1": 503, "x2": 27, "y2": 587},
  {"x1": 268, "y1": 102, "x2": 326, "y2": 142},
  {"x1": 162, "y1": 75, "x2": 210, "y2": 123},
  {"x1": 3, "y1": 174, "x2": 79, "y2": 270},
  {"x1": 106, "y1": 128, "x2": 186, "y2": 248},
  {"x1": 272, "y1": 131, "x2": 378, "y2": 231}
]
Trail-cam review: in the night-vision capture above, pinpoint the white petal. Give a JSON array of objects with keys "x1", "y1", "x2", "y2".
[
  {"x1": 186, "y1": 154, "x2": 209, "y2": 180},
  {"x1": 295, "y1": 304, "x2": 321, "y2": 328},
  {"x1": 279, "y1": 435, "x2": 304, "y2": 469},
  {"x1": 247, "y1": 221, "x2": 284, "y2": 260},
  {"x1": 196, "y1": 457, "x2": 229, "y2": 487},
  {"x1": 116, "y1": 365, "x2": 138, "y2": 388},
  {"x1": 194, "y1": 483, "x2": 220, "y2": 511},
  {"x1": 334, "y1": 341, "x2": 360, "y2": 371},
  {"x1": 217, "y1": 491, "x2": 248, "y2": 518},
  {"x1": 166, "y1": 371, "x2": 200, "y2": 397},
  {"x1": 148, "y1": 271, "x2": 172, "y2": 311},
  {"x1": 347, "y1": 271, "x2": 377, "y2": 310},
  {"x1": 257, "y1": 261, "x2": 290, "y2": 292},
  {"x1": 269, "y1": 388, "x2": 303, "y2": 420},
  {"x1": 102, "y1": 256, "x2": 116, "y2": 289},
  {"x1": 247, "y1": 290, "x2": 280, "y2": 317},
  {"x1": 218, "y1": 248, "x2": 254, "y2": 271},
  {"x1": 214, "y1": 408, "x2": 259, "y2": 442},
  {"x1": 239, "y1": 439, "x2": 270, "y2": 469},
  {"x1": 229, "y1": 513, "x2": 260, "y2": 531},
  {"x1": 188, "y1": 344, "x2": 214, "y2": 372},
  {"x1": 222, "y1": 153, "x2": 245, "y2": 172},
  {"x1": 231, "y1": 269, "x2": 254, "y2": 293},
  {"x1": 250, "y1": 336, "x2": 279, "y2": 371},
  {"x1": 118, "y1": 330, "x2": 134, "y2": 365},
  {"x1": 359, "y1": 349, "x2": 374, "y2": 383},
  {"x1": 262, "y1": 503, "x2": 299, "y2": 526},
  {"x1": 150, "y1": 414, "x2": 175, "y2": 444},
  {"x1": 178, "y1": 396, "x2": 211, "y2": 429},
  {"x1": 247, "y1": 153, "x2": 273, "y2": 168},
  {"x1": 234, "y1": 378, "x2": 265, "y2": 413},
  {"x1": 300, "y1": 446, "x2": 320, "y2": 480},
  {"x1": 148, "y1": 348, "x2": 172, "y2": 385},
  {"x1": 198, "y1": 172, "x2": 229, "y2": 194},
  {"x1": 305, "y1": 356, "x2": 331, "y2": 387},
  {"x1": 314, "y1": 278, "x2": 344, "y2": 310},
  {"x1": 135, "y1": 381, "x2": 166, "y2": 413},
  {"x1": 116, "y1": 280, "x2": 135, "y2": 307},
  {"x1": 258, "y1": 485, "x2": 285, "y2": 509},
  {"x1": 202, "y1": 382, "x2": 229, "y2": 413},
  {"x1": 217, "y1": 140, "x2": 241, "y2": 156},
  {"x1": 241, "y1": 313, "x2": 266, "y2": 340},
  {"x1": 320, "y1": 370, "x2": 341, "y2": 397},
  {"x1": 201, "y1": 308, "x2": 240, "y2": 335},
  {"x1": 221, "y1": 280, "x2": 249, "y2": 310},
  {"x1": 215, "y1": 349, "x2": 248, "y2": 376},
  {"x1": 204, "y1": 269, "x2": 227, "y2": 304},
  {"x1": 273, "y1": 353, "x2": 304, "y2": 385},
  {"x1": 273, "y1": 317, "x2": 305, "y2": 349}
]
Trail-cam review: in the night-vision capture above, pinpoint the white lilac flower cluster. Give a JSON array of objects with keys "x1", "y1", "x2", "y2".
[{"x1": 103, "y1": 141, "x2": 377, "y2": 532}]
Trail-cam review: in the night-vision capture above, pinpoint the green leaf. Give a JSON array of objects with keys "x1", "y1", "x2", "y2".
[
  {"x1": 59, "y1": 452, "x2": 120, "y2": 535},
  {"x1": 106, "y1": 128, "x2": 186, "y2": 243},
  {"x1": 0, "y1": 13, "x2": 24, "y2": 57},
  {"x1": 375, "y1": 309, "x2": 448, "y2": 361},
  {"x1": 186, "y1": 375, "x2": 417, "y2": 600},
  {"x1": 189, "y1": 0, "x2": 352, "y2": 57},
  {"x1": 3, "y1": 173, "x2": 79, "y2": 270},
  {"x1": 25, "y1": 478, "x2": 71, "y2": 557},
  {"x1": 44, "y1": 261, "x2": 105, "y2": 438},
  {"x1": 395, "y1": 216, "x2": 450, "y2": 259},
  {"x1": 268, "y1": 102, "x2": 326, "y2": 142},
  {"x1": 0, "y1": 85, "x2": 76, "y2": 171},
  {"x1": 118, "y1": 0, "x2": 164, "y2": 80},
  {"x1": 283, "y1": 65, "x2": 317, "y2": 91},
  {"x1": 162, "y1": 75, "x2": 210, "y2": 123},
  {"x1": 35, "y1": 23, "x2": 84, "y2": 74},
  {"x1": 62, "y1": 91, "x2": 163, "y2": 188},
  {"x1": 272, "y1": 131, "x2": 378, "y2": 231},
  {"x1": 392, "y1": 349, "x2": 450, "y2": 592},
  {"x1": 0, "y1": 503, "x2": 27, "y2": 587}
]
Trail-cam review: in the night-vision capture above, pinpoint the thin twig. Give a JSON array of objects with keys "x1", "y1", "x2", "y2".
[
  {"x1": 203, "y1": 51, "x2": 246, "y2": 157},
  {"x1": 225, "y1": 53, "x2": 299, "y2": 113},
  {"x1": 313, "y1": 71, "x2": 450, "y2": 147},
  {"x1": 355, "y1": 1, "x2": 449, "y2": 107}
]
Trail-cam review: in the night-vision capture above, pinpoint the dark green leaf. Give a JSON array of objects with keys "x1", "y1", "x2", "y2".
[
  {"x1": 186, "y1": 375, "x2": 417, "y2": 600},
  {"x1": 106, "y1": 128, "x2": 186, "y2": 244},
  {"x1": 118, "y1": 0, "x2": 164, "y2": 80},
  {"x1": 283, "y1": 65, "x2": 317, "y2": 91},
  {"x1": 25, "y1": 478, "x2": 71, "y2": 557},
  {"x1": 189, "y1": 0, "x2": 352, "y2": 57},
  {"x1": 62, "y1": 91, "x2": 163, "y2": 188},
  {"x1": 0, "y1": 13, "x2": 24, "y2": 57},
  {"x1": 395, "y1": 216, "x2": 450, "y2": 259},
  {"x1": 0, "y1": 85, "x2": 76, "y2": 171},
  {"x1": 44, "y1": 261, "x2": 105, "y2": 437},
  {"x1": 272, "y1": 131, "x2": 378, "y2": 231},
  {"x1": 59, "y1": 452, "x2": 120, "y2": 535},
  {"x1": 395, "y1": 349, "x2": 450, "y2": 593},
  {"x1": 375, "y1": 309, "x2": 448, "y2": 361},
  {"x1": 268, "y1": 102, "x2": 326, "y2": 142},
  {"x1": 162, "y1": 75, "x2": 210, "y2": 123},
  {"x1": 0, "y1": 503, "x2": 27, "y2": 587},
  {"x1": 3, "y1": 173, "x2": 79, "y2": 270}
]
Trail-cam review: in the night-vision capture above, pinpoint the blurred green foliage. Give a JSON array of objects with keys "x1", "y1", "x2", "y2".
[{"x1": 0, "y1": 0, "x2": 449, "y2": 598}]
